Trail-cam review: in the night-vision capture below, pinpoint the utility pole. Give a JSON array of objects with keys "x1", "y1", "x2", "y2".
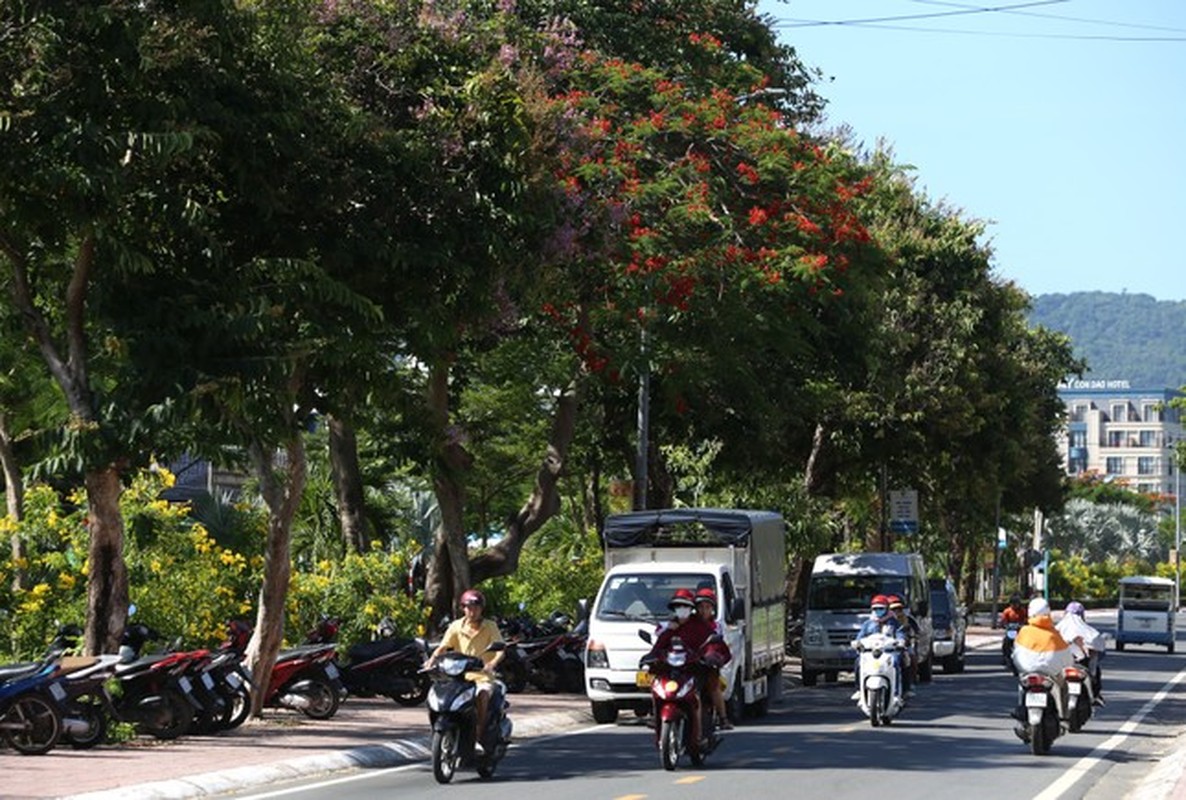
[{"x1": 634, "y1": 327, "x2": 650, "y2": 511}]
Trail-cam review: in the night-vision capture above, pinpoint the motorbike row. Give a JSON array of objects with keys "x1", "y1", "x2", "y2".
[{"x1": 0, "y1": 617, "x2": 432, "y2": 756}]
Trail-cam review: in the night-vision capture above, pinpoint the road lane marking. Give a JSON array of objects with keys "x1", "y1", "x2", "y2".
[
  {"x1": 1033, "y1": 663, "x2": 1186, "y2": 800},
  {"x1": 237, "y1": 763, "x2": 423, "y2": 798},
  {"x1": 614, "y1": 795, "x2": 648, "y2": 800},
  {"x1": 675, "y1": 775, "x2": 706, "y2": 784}
]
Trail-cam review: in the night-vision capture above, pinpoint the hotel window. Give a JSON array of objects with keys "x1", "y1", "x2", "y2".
[
  {"x1": 1072, "y1": 404, "x2": 1088, "y2": 422},
  {"x1": 1144, "y1": 404, "x2": 1163, "y2": 423},
  {"x1": 1138, "y1": 457, "x2": 1156, "y2": 475},
  {"x1": 1070, "y1": 431, "x2": 1087, "y2": 448},
  {"x1": 1140, "y1": 430, "x2": 1158, "y2": 448},
  {"x1": 1107, "y1": 430, "x2": 1125, "y2": 447},
  {"x1": 1106, "y1": 457, "x2": 1124, "y2": 475},
  {"x1": 1111, "y1": 403, "x2": 1127, "y2": 422}
]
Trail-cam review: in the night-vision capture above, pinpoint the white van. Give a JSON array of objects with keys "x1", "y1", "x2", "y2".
[{"x1": 800, "y1": 552, "x2": 933, "y2": 686}]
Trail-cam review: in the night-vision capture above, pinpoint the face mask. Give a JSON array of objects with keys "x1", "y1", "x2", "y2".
[
  {"x1": 674, "y1": 607, "x2": 692, "y2": 621},
  {"x1": 872, "y1": 607, "x2": 887, "y2": 619}
]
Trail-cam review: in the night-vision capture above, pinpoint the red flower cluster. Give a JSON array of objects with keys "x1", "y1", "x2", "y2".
[{"x1": 735, "y1": 161, "x2": 760, "y2": 185}]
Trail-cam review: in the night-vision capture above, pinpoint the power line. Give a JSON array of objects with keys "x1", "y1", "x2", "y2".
[
  {"x1": 775, "y1": 0, "x2": 1068, "y2": 28},
  {"x1": 912, "y1": 0, "x2": 1186, "y2": 34}
]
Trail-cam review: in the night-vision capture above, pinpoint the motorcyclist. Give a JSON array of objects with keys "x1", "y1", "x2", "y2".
[
  {"x1": 694, "y1": 587, "x2": 734, "y2": 730},
  {"x1": 425, "y1": 588, "x2": 506, "y2": 750},
  {"x1": 888, "y1": 595, "x2": 918, "y2": 698},
  {"x1": 645, "y1": 589, "x2": 716, "y2": 746},
  {"x1": 1000, "y1": 594, "x2": 1027, "y2": 626},
  {"x1": 851, "y1": 595, "x2": 906, "y2": 700},
  {"x1": 1010, "y1": 597, "x2": 1074, "y2": 723},
  {"x1": 1057, "y1": 600, "x2": 1106, "y2": 704}
]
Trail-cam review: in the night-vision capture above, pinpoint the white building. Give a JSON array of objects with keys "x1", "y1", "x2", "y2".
[{"x1": 1057, "y1": 380, "x2": 1184, "y2": 496}]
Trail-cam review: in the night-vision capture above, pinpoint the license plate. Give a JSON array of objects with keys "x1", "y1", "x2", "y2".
[
  {"x1": 635, "y1": 671, "x2": 654, "y2": 688},
  {"x1": 202, "y1": 673, "x2": 215, "y2": 690},
  {"x1": 49, "y1": 682, "x2": 67, "y2": 702},
  {"x1": 1025, "y1": 692, "x2": 1048, "y2": 708},
  {"x1": 324, "y1": 663, "x2": 339, "y2": 680},
  {"x1": 1068, "y1": 682, "x2": 1081, "y2": 696},
  {"x1": 178, "y1": 676, "x2": 193, "y2": 693},
  {"x1": 1137, "y1": 618, "x2": 1153, "y2": 629},
  {"x1": 226, "y1": 672, "x2": 243, "y2": 689}
]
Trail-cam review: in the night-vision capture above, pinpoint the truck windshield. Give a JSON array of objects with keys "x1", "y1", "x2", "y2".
[
  {"x1": 808, "y1": 575, "x2": 908, "y2": 611},
  {"x1": 597, "y1": 573, "x2": 715, "y2": 622},
  {"x1": 1121, "y1": 584, "x2": 1173, "y2": 609}
]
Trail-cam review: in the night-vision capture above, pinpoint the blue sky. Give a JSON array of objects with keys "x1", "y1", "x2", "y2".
[{"x1": 756, "y1": 0, "x2": 1186, "y2": 301}]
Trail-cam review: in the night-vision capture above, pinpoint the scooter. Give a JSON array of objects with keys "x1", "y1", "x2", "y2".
[
  {"x1": 309, "y1": 617, "x2": 431, "y2": 707},
  {"x1": 853, "y1": 631, "x2": 906, "y2": 727},
  {"x1": 0, "y1": 659, "x2": 66, "y2": 754},
  {"x1": 638, "y1": 630, "x2": 723, "y2": 771},
  {"x1": 1064, "y1": 664, "x2": 1094, "y2": 733},
  {"x1": 507, "y1": 613, "x2": 586, "y2": 694},
  {"x1": 224, "y1": 621, "x2": 345, "y2": 719},
  {"x1": 112, "y1": 622, "x2": 205, "y2": 740},
  {"x1": 423, "y1": 642, "x2": 512, "y2": 784},
  {"x1": 1002, "y1": 623, "x2": 1021, "y2": 674},
  {"x1": 1014, "y1": 671, "x2": 1068, "y2": 755}
]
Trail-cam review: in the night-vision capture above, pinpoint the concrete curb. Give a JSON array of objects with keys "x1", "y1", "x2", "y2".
[{"x1": 60, "y1": 710, "x2": 593, "y2": 800}]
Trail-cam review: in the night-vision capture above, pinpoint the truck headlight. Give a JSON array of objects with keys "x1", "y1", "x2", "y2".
[
  {"x1": 586, "y1": 640, "x2": 609, "y2": 669},
  {"x1": 805, "y1": 624, "x2": 823, "y2": 646}
]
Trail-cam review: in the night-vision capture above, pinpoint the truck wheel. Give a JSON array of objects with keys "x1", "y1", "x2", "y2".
[
  {"x1": 591, "y1": 701, "x2": 619, "y2": 724},
  {"x1": 801, "y1": 669, "x2": 818, "y2": 687}
]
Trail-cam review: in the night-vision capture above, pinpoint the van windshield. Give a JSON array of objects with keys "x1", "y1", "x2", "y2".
[
  {"x1": 808, "y1": 575, "x2": 909, "y2": 611},
  {"x1": 597, "y1": 573, "x2": 715, "y2": 622}
]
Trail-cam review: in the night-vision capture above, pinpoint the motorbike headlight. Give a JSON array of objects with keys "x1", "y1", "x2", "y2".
[
  {"x1": 449, "y1": 687, "x2": 476, "y2": 713},
  {"x1": 427, "y1": 690, "x2": 442, "y2": 712}
]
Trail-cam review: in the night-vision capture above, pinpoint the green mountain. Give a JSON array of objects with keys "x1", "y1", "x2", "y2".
[{"x1": 1029, "y1": 292, "x2": 1186, "y2": 390}]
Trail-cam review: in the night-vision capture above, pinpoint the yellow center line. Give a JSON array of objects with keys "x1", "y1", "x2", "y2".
[
  {"x1": 675, "y1": 775, "x2": 706, "y2": 785},
  {"x1": 614, "y1": 795, "x2": 648, "y2": 800}
]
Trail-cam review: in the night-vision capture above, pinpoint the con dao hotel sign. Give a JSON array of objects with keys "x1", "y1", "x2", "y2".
[{"x1": 1059, "y1": 379, "x2": 1132, "y2": 390}]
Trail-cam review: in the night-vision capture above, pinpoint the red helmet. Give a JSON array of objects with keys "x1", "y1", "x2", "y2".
[
  {"x1": 887, "y1": 595, "x2": 904, "y2": 609},
  {"x1": 694, "y1": 588, "x2": 717, "y2": 607},
  {"x1": 871, "y1": 594, "x2": 889, "y2": 608},
  {"x1": 459, "y1": 589, "x2": 485, "y2": 608},
  {"x1": 668, "y1": 588, "x2": 696, "y2": 609}
]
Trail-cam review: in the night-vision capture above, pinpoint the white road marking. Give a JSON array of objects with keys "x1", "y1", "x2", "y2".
[{"x1": 1033, "y1": 664, "x2": 1186, "y2": 800}]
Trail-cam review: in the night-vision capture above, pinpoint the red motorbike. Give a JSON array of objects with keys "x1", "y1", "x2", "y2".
[
  {"x1": 224, "y1": 621, "x2": 345, "y2": 719},
  {"x1": 638, "y1": 630, "x2": 724, "y2": 770}
]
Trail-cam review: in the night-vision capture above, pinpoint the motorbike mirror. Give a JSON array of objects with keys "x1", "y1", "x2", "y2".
[
  {"x1": 638, "y1": 628, "x2": 653, "y2": 644},
  {"x1": 576, "y1": 597, "x2": 590, "y2": 621}
]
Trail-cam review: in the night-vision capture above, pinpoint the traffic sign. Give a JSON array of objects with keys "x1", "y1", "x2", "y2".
[{"x1": 888, "y1": 489, "x2": 919, "y2": 534}]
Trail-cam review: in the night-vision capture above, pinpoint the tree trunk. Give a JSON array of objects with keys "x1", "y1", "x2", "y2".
[
  {"x1": 425, "y1": 360, "x2": 473, "y2": 631},
  {"x1": 470, "y1": 378, "x2": 580, "y2": 583},
  {"x1": 245, "y1": 435, "x2": 305, "y2": 717},
  {"x1": 327, "y1": 415, "x2": 367, "y2": 552},
  {"x1": 83, "y1": 466, "x2": 128, "y2": 655},
  {"x1": 0, "y1": 411, "x2": 27, "y2": 591}
]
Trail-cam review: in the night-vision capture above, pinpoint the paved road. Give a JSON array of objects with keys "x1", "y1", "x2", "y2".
[
  {"x1": 216, "y1": 616, "x2": 1186, "y2": 800},
  {"x1": 5, "y1": 614, "x2": 1186, "y2": 800}
]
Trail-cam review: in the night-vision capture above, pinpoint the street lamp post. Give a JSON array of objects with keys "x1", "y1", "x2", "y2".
[{"x1": 1176, "y1": 465, "x2": 1181, "y2": 610}]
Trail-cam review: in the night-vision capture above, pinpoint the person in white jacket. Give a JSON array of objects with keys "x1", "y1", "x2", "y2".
[{"x1": 1056, "y1": 600, "x2": 1105, "y2": 703}]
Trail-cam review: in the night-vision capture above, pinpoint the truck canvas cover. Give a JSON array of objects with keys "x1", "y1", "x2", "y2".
[{"x1": 602, "y1": 508, "x2": 781, "y2": 548}]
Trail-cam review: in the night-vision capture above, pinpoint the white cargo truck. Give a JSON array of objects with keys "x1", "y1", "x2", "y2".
[{"x1": 583, "y1": 508, "x2": 787, "y2": 724}]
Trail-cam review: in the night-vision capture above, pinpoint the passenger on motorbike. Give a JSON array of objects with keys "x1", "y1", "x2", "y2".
[
  {"x1": 888, "y1": 595, "x2": 918, "y2": 698},
  {"x1": 646, "y1": 589, "x2": 716, "y2": 746},
  {"x1": 851, "y1": 595, "x2": 906, "y2": 700},
  {"x1": 1057, "y1": 600, "x2": 1105, "y2": 704},
  {"x1": 1010, "y1": 597, "x2": 1074, "y2": 721},
  {"x1": 425, "y1": 589, "x2": 506, "y2": 749},
  {"x1": 694, "y1": 588, "x2": 733, "y2": 730}
]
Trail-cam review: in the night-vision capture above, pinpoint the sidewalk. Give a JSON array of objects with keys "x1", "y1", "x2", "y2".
[{"x1": 4, "y1": 691, "x2": 591, "y2": 800}]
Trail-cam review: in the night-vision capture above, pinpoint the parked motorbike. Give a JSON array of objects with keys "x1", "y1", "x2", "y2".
[
  {"x1": 423, "y1": 642, "x2": 512, "y2": 784},
  {"x1": 0, "y1": 659, "x2": 66, "y2": 754},
  {"x1": 637, "y1": 630, "x2": 723, "y2": 771},
  {"x1": 113, "y1": 622, "x2": 204, "y2": 740},
  {"x1": 308, "y1": 617, "x2": 431, "y2": 707},
  {"x1": 1014, "y1": 671, "x2": 1068, "y2": 755},
  {"x1": 503, "y1": 612, "x2": 586, "y2": 694},
  {"x1": 853, "y1": 630, "x2": 906, "y2": 727},
  {"x1": 224, "y1": 621, "x2": 344, "y2": 719},
  {"x1": 1002, "y1": 623, "x2": 1021, "y2": 674}
]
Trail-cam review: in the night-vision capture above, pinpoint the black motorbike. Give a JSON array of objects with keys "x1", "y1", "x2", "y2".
[
  {"x1": 499, "y1": 612, "x2": 586, "y2": 694},
  {"x1": 424, "y1": 642, "x2": 512, "y2": 783},
  {"x1": 1002, "y1": 622, "x2": 1021, "y2": 674},
  {"x1": 307, "y1": 617, "x2": 431, "y2": 706}
]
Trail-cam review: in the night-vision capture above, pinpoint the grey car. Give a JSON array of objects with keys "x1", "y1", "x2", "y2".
[{"x1": 929, "y1": 578, "x2": 967, "y2": 673}]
